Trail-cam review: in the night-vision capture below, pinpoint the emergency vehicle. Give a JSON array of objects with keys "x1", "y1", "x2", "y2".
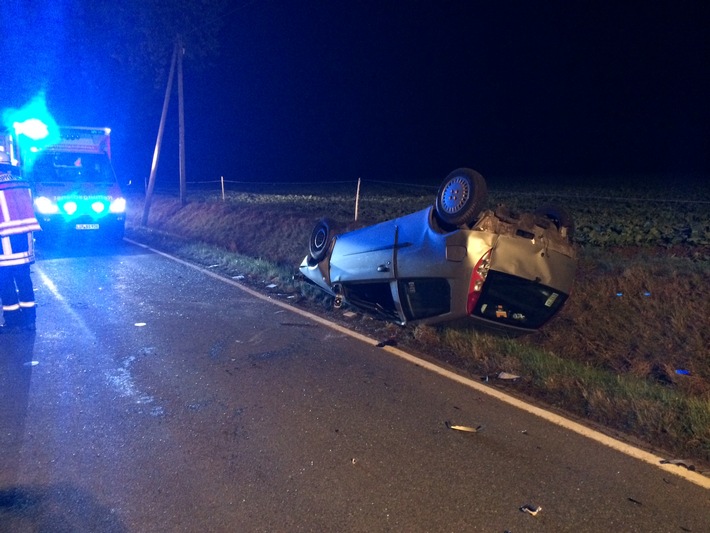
[{"x1": 10, "y1": 125, "x2": 126, "y2": 239}]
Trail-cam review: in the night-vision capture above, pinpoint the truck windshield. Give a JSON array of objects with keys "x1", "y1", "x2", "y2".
[{"x1": 31, "y1": 152, "x2": 116, "y2": 184}]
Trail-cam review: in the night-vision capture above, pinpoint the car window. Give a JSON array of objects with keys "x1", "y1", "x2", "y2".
[
  {"x1": 343, "y1": 282, "x2": 401, "y2": 322},
  {"x1": 399, "y1": 278, "x2": 451, "y2": 321}
]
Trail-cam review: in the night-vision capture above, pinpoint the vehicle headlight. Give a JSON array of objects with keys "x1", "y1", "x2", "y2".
[
  {"x1": 34, "y1": 196, "x2": 59, "y2": 215},
  {"x1": 109, "y1": 197, "x2": 126, "y2": 214},
  {"x1": 92, "y1": 201, "x2": 106, "y2": 214},
  {"x1": 63, "y1": 201, "x2": 78, "y2": 215}
]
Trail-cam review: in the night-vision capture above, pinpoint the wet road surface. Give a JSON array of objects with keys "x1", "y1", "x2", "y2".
[{"x1": 0, "y1": 240, "x2": 708, "y2": 532}]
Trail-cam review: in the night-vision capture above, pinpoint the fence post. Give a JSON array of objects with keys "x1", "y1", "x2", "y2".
[
  {"x1": 221, "y1": 175, "x2": 225, "y2": 201},
  {"x1": 354, "y1": 177, "x2": 361, "y2": 221}
]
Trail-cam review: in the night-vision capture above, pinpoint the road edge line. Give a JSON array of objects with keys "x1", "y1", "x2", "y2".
[{"x1": 127, "y1": 238, "x2": 710, "y2": 490}]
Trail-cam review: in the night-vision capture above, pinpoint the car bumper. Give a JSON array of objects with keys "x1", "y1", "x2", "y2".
[{"x1": 35, "y1": 213, "x2": 126, "y2": 237}]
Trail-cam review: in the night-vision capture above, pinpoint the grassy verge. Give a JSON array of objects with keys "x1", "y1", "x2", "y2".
[{"x1": 125, "y1": 182, "x2": 710, "y2": 467}]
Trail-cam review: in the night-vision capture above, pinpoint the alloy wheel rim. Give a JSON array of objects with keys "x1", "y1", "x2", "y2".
[{"x1": 441, "y1": 176, "x2": 470, "y2": 213}]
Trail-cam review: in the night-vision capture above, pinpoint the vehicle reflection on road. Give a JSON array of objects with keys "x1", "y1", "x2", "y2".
[
  {"x1": 0, "y1": 331, "x2": 35, "y2": 489},
  {"x1": 0, "y1": 332, "x2": 128, "y2": 532}
]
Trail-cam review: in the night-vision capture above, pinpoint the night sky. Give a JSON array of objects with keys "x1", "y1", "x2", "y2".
[{"x1": 2, "y1": 1, "x2": 709, "y2": 187}]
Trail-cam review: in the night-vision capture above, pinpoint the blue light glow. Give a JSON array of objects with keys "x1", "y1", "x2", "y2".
[
  {"x1": 34, "y1": 194, "x2": 125, "y2": 219},
  {"x1": 63, "y1": 201, "x2": 78, "y2": 215},
  {"x1": 13, "y1": 118, "x2": 50, "y2": 141},
  {"x1": 34, "y1": 196, "x2": 59, "y2": 214},
  {"x1": 109, "y1": 197, "x2": 127, "y2": 214},
  {"x1": 2, "y1": 93, "x2": 61, "y2": 166}
]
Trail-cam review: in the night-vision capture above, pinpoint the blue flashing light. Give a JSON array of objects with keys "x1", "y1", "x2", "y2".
[
  {"x1": 13, "y1": 118, "x2": 50, "y2": 141},
  {"x1": 2, "y1": 93, "x2": 61, "y2": 158},
  {"x1": 35, "y1": 195, "x2": 124, "y2": 219}
]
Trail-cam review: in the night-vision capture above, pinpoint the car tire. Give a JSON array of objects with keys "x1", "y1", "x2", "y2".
[
  {"x1": 309, "y1": 218, "x2": 336, "y2": 262},
  {"x1": 535, "y1": 204, "x2": 575, "y2": 240},
  {"x1": 435, "y1": 168, "x2": 488, "y2": 226}
]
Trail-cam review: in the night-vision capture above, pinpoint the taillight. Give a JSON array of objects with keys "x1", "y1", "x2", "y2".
[{"x1": 467, "y1": 249, "x2": 491, "y2": 314}]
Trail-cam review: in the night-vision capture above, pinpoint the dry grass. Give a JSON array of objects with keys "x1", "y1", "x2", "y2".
[{"x1": 532, "y1": 254, "x2": 710, "y2": 387}]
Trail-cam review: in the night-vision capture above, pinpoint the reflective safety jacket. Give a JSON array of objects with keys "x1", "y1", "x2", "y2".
[
  {"x1": 0, "y1": 177, "x2": 41, "y2": 237},
  {"x1": 0, "y1": 173, "x2": 41, "y2": 267}
]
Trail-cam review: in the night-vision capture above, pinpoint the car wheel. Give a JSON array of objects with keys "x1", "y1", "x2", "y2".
[
  {"x1": 309, "y1": 218, "x2": 336, "y2": 262},
  {"x1": 535, "y1": 204, "x2": 575, "y2": 240},
  {"x1": 435, "y1": 168, "x2": 488, "y2": 226}
]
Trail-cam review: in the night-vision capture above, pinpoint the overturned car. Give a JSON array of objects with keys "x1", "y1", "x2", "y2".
[{"x1": 299, "y1": 168, "x2": 577, "y2": 333}]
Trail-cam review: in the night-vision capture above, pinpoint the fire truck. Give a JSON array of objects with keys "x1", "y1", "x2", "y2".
[{"x1": 8, "y1": 125, "x2": 126, "y2": 240}]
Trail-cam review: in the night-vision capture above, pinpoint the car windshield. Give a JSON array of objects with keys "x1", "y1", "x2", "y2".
[
  {"x1": 473, "y1": 270, "x2": 568, "y2": 329},
  {"x1": 30, "y1": 152, "x2": 116, "y2": 184}
]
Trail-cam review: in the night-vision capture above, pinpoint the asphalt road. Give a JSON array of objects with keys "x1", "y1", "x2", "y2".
[{"x1": 0, "y1": 240, "x2": 708, "y2": 532}]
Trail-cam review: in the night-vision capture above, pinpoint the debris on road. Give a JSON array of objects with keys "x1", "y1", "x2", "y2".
[
  {"x1": 520, "y1": 504, "x2": 542, "y2": 516},
  {"x1": 481, "y1": 371, "x2": 522, "y2": 382},
  {"x1": 497, "y1": 372, "x2": 521, "y2": 381},
  {"x1": 376, "y1": 339, "x2": 397, "y2": 348},
  {"x1": 660, "y1": 459, "x2": 697, "y2": 471},
  {"x1": 445, "y1": 421, "x2": 482, "y2": 433}
]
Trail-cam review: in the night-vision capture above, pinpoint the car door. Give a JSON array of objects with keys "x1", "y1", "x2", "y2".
[
  {"x1": 328, "y1": 218, "x2": 398, "y2": 284},
  {"x1": 326, "y1": 218, "x2": 403, "y2": 321}
]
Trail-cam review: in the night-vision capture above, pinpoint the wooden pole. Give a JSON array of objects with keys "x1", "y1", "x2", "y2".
[
  {"x1": 178, "y1": 35, "x2": 186, "y2": 206},
  {"x1": 142, "y1": 41, "x2": 179, "y2": 226},
  {"x1": 354, "y1": 177, "x2": 361, "y2": 221}
]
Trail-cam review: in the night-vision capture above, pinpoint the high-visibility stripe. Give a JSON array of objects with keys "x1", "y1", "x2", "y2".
[
  {"x1": 0, "y1": 256, "x2": 33, "y2": 266},
  {"x1": 18, "y1": 301, "x2": 36, "y2": 308},
  {"x1": 0, "y1": 188, "x2": 41, "y2": 236},
  {"x1": 0, "y1": 217, "x2": 42, "y2": 230},
  {"x1": 0, "y1": 234, "x2": 35, "y2": 266},
  {"x1": 0, "y1": 190, "x2": 9, "y2": 222},
  {"x1": 2, "y1": 304, "x2": 20, "y2": 312}
]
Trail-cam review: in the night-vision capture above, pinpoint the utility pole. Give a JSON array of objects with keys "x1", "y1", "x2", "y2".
[
  {"x1": 177, "y1": 35, "x2": 187, "y2": 206},
  {"x1": 142, "y1": 41, "x2": 179, "y2": 226}
]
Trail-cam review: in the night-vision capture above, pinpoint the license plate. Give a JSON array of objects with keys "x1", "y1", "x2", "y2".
[{"x1": 76, "y1": 224, "x2": 100, "y2": 230}]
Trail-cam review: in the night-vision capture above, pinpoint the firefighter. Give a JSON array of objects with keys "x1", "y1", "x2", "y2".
[{"x1": 0, "y1": 151, "x2": 41, "y2": 332}]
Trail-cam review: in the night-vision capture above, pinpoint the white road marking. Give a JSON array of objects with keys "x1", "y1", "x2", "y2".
[
  {"x1": 36, "y1": 264, "x2": 156, "y2": 408},
  {"x1": 125, "y1": 238, "x2": 710, "y2": 489}
]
